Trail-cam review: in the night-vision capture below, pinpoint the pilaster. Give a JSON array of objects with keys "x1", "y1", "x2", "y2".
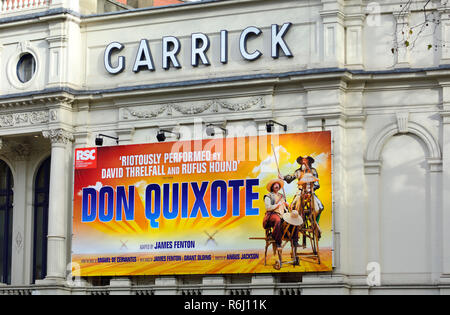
[
  {"x1": 46, "y1": 23, "x2": 69, "y2": 88},
  {"x1": 344, "y1": 1, "x2": 365, "y2": 68},
  {"x1": 202, "y1": 276, "x2": 227, "y2": 295},
  {"x1": 250, "y1": 275, "x2": 276, "y2": 295},
  {"x1": 154, "y1": 276, "x2": 179, "y2": 295},
  {"x1": 320, "y1": 0, "x2": 346, "y2": 67},
  {"x1": 439, "y1": 80, "x2": 450, "y2": 281},
  {"x1": 344, "y1": 114, "x2": 367, "y2": 276},
  {"x1": 393, "y1": 11, "x2": 410, "y2": 68},
  {"x1": 439, "y1": 2, "x2": 450, "y2": 64},
  {"x1": 10, "y1": 149, "x2": 29, "y2": 286},
  {"x1": 109, "y1": 277, "x2": 133, "y2": 295},
  {"x1": 116, "y1": 127, "x2": 135, "y2": 145},
  {"x1": 441, "y1": 111, "x2": 450, "y2": 279}
]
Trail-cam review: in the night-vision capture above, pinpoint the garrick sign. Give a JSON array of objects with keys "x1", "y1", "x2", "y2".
[{"x1": 104, "y1": 23, "x2": 293, "y2": 74}]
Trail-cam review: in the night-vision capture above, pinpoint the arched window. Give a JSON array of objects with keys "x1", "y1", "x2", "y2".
[
  {"x1": 33, "y1": 157, "x2": 50, "y2": 283},
  {"x1": 0, "y1": 160, "x2": 14, "y2": 284}
]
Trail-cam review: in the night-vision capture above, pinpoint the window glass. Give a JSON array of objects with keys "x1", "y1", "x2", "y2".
[
  {"x1": 33, "y1": 157, "x2": 50, "y2": 283},
  {"x1": 17, "y1": 53, "x2": 36, "y2": 83},
  {"x1": 0, "y1": 160, "x2": 13, "y2": 284}
]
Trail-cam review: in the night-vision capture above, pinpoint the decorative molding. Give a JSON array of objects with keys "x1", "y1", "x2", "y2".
[
  {"x1": 172, "y1": 102, "x2": 215, "y2": 115},
  {"x1": 0, "y1": 95, "x2": 74, "y2": 109},
  {"x1": 0, "y1": 110, "x2": 56, "y2": 128},
  {"x1": 42, "y1": 128, "x2": 74, "y2": 145},
  {"x1": 428, "y1": 158, "x2": 443, "y2": 173},
  {"x1": 396, "y1": 112, "x2": 409, "y2": 134},
  {"x1": 364, "y1": 159, "x2": 382, "y2": 175},
  {"x1": 121, "y1": 97, "x2": 265, "y2": 120},
  {"x1": 15, "y1": 231, "x2": 23, "y2": 253},
  {"x1": 214, "y1": 97, "x2": 264, "y2": 111},
  {"x1": 366, "y1": 121, "x2": 442, "y2": 164},
  {"x1": 17, "y1": 41, "x2": 31, "y2": 53},
  {"x1": 46, "y1": 35, "x2": 69, "y2": 45},
  {"x1": 122, "y1": 104, "x2": 169, "y2": 120}
]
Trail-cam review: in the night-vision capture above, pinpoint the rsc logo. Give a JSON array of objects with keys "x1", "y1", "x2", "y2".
[
  {"x1": 75, "y1": 148, "x2": 97, "y2": 169},
  {"x1": 76, "y1": 149, "x2": 96, "y2": 161}
]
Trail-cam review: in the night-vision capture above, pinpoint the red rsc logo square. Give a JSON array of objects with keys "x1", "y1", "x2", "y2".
[{"x1": 75, "y1": 148, "x2": 97, "y2": 169}]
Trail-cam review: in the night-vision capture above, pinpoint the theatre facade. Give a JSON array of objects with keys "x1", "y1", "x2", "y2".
[{"x1": 0, "y1": 0, "x2": 449, "y2": 295}]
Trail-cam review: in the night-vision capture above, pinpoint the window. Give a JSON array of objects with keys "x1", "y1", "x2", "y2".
[
  {"x1": 0, "y1": 160, "x2": 13, "y2": 285},
  {"x1": 33, "y1": 157, "x2": 50, "y2": 283},
  {"x1": 16, "y1": 53, "x2": 36, "y2": 83}
]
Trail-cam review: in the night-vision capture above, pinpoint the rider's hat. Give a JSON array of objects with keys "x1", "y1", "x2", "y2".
[
  {"x1": 266, "y1": 178, "x2": 284, "y2": 192},
  {"x1": 283, "y1": 210, "x2": 303, "y2": 226},
  {"x1": 296, "y1": 156, "x2": 315, "y2": 165}
]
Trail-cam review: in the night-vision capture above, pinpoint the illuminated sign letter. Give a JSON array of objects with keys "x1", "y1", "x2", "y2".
[
  {"x1": 271, "y1": 23, "x2": 293, "y2": 58},
  {"x1": 133, "y1": 39, "x2": 155, "y2": 72},
  {"x1": 162, "y1": 36, "x2": 182, "y2": 69},
  {"x1": 191, "y1": 33, "x2": 211, "y2": 67},
  {"x1": 239, "y1": 26, "x2": 262, "y2": 61},
  {"x1": 220, "y1": 30, "x2": 228, "y2": 64},
  {"x1": 104, "y1": 42, "x2": 125, "y2": 74}
]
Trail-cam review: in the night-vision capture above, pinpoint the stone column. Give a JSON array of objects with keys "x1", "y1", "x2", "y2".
[{"x1": 41, "y1": 128, "x2": 73, "y2": 282}]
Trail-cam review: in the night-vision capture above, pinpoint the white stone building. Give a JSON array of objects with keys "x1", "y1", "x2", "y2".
[{"x1": 0, "y1": 0, "x2": 449, "y2": 295}]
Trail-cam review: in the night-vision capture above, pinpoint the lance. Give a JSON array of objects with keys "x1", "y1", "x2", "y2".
[{"x1": 271, "y1": 142, "x2": 287, "y2": 202}]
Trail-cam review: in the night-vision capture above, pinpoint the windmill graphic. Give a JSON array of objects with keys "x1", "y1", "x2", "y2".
[{"x1": 204, "y1": 230, "x2": 219, "y2": 246}]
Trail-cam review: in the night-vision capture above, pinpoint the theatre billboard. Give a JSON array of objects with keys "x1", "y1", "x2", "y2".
[{"x1": 72, "y1": 131, "x2": 333, "y2": 276}]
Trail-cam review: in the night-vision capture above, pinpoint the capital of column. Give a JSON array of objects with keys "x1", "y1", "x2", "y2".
[{"x1": 42, "y1": 128, "x2": 74, "y2": 146}]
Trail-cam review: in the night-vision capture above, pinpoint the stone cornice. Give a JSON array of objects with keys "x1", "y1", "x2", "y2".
[
  {"x1": 0, "y1": 93, "x2": 75, "y2": 109},
  {"x1": 0, "y1": 66, "x2": 450, "y2": 108}
]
